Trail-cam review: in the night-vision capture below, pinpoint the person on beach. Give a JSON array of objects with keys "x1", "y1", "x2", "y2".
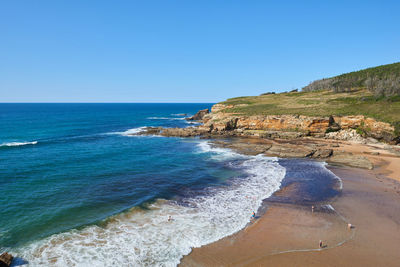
[
  {"x1": 251, "y1": 211, "x2": 255, "y2": 219},
  {"x1": 312, "y1": 205, "x2": 315, "y2": 213},
  {"x1": 319, "y1": 240, "x2": 323, "y2": 248}
]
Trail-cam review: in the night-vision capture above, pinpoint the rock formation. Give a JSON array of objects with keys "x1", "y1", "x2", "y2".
[
  {"x1": 0, "y1": 253, "x2": 13, "y2": 267},
  {"x1": 185, "y1": 109, "x2": 209, "y2": 121},
  {"x1": 200, "y1": 104, "x2": 398, "y2": 143},
  {"x1": 129, "y1": 102, "x2": 400, "y2": 169}
]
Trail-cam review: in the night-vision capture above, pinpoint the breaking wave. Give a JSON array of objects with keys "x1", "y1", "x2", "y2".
[
  {"x1": 0, "y1": 141, "x2": 38, "y2": 147},
  {"x1": 15, "y1": 141, "x2": 286, "y2": 266},
  {"x1": 106, "y1": 127, "x2": 147, "y2": 136}
]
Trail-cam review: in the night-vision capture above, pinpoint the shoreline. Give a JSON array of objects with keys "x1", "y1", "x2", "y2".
[{"x1": 180, "y1": 148, "x2": 400, "y2": 266}]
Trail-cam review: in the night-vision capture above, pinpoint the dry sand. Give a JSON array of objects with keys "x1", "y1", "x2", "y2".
[{"x1": 180, "y1": 146, "x2": 400, "y2": 266}]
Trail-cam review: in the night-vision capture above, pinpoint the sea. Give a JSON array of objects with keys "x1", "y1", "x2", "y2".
[{"x1": 0, "y1": 103, "x2": 340, "y2": 266}]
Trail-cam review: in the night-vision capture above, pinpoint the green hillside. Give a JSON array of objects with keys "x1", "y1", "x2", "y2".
[
  {"x1": 220, "y1": 89, "x2": 400, "y2": 134},
  {"x1": 302, "y1": 62, "x2": 400, "y2": 96}
]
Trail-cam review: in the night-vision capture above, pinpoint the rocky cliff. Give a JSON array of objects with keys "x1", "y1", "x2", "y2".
[{"x1": 199, "y1": 104, "x2": 398, "y2": 144}]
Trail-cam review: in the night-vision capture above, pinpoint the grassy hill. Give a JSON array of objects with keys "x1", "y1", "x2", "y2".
[
  {"x1": 218, "y1": 63, "x2": 400, "y2": 133},
  {"x1": 220, "y1": 89, "x2": 400, "y2": 134},
  {"x1": 302, "y1": 62, "x2": 400, "y2": 96}
]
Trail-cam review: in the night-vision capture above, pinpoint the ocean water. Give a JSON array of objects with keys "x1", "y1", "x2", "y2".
[{"x1": 0, "y1": 104, "x2": 339, "y2": 266}]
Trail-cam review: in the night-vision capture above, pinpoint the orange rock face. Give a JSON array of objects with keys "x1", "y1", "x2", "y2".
[{"x1": 203, "y1": 104, "x2": 395, "y2": 141}]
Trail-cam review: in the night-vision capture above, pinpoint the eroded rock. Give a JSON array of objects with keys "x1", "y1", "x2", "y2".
[
  {"x1": 186, "y1": 109, "x2": 209, "y2": 121},
  {"x1": 327, "y1": 151, "x2": 373, "y2": 169},
  {"x1": 0, "y1": 253, "x2": 13, "y2": 267}
]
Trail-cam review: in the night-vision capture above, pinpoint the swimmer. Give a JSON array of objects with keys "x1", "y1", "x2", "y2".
[{"x1": 168, "y1": 216, "x2": 172, "y2": 222}]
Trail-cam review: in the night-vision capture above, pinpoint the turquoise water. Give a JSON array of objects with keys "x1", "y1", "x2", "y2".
[
  {"x1": 1, "y1": 104, "x2": 215, "y2": 246},
  {"x1": 0, "y1": 104, "x2": 339, "y2": 266}
]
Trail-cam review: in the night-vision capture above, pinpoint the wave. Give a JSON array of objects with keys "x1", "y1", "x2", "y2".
[
  {"x1": 0, "y1": 141, "x2": 38, "y2": 147},
  {"x1": 321, "y1": 162, "x2": 343, "y2": 190},
  {"x1": 15, "y1": 141, "x2": 286, "y2": 266},
  {"x1": 196, "y1": 141, "x2": 243, "y2": 160},
  {"x1": 106, "y1": 127, "x2": 147, "y2": 136},
  {"x1": 147, "y1": 117, "x2": 186, "y2": 121}
]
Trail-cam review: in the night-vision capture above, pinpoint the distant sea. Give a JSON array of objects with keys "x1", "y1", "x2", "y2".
[{"x1": 0, "y1": 103, "x2": 340, "y2": 266}]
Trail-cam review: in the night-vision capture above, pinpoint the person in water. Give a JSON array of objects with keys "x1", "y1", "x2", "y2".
[{"x1": 168, "y1": 216, "x2": 172, "y2": 222}]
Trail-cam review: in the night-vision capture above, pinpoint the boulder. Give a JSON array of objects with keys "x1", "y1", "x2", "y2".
[
  {"x1": 0, "y1": 253, "x2": 13, "y2": 267},
  {"x1": 186, "y1": 109, "x2": 209, "y2": 121},
  {"x1": 264, "y1": 144, "x2": 315, "y2": 158},
  {"x1": 211, "y1": 141, "x2": 272, "y2": 155},
  {"x1": 312, "y1": 148, "x2": 333, "y2": 158},
  {"x1": 327, "y1": 151, "x2": 373, "y2": 169}
]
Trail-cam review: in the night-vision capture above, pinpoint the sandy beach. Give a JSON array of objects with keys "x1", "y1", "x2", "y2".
[{"x1": 180, "y1": 142, "x2": 400, "y2": 267}]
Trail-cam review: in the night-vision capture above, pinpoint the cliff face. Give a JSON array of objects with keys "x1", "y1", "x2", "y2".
[{"x1": 200, "y1": 104, "x2": 398, "y2": 143}]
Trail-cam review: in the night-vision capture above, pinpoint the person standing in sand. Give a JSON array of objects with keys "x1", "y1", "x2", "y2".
[{"x1": 319, "y1": 240, "x2": 323, "y2": 248}]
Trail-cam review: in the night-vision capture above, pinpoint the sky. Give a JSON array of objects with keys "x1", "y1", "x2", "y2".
[{"x1": 0, "y1": 1, "x2": 399, "y2": 103}]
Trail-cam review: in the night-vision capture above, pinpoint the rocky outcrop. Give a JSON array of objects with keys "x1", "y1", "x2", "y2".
[
  {"x1": 332, "y1": 116, "x2": 395, "y2": 142},
  {"x1": 0, "y1": 253, "x2": 13, "y2": 267},
  {"x1": 137, "y1": 127, "x2": 209, "y2": 137},
  {"x1": 327, "y1": 151, "x2": 373, "y2": 170},
  {"x1": 264, "y1": 144, "x2": 315, "y2": 158},
  {"x1": 186, "y1": 109, "x2": 209, "y2": 121},
  {"x1": 326, "y1": 129, "x2": 364, "y2": 142},
  {"x1": 200, "y1": 104, "x2": 398, "y2": 143},
  {"x1": 208, "y1": 139, "x2": 372, "y2": 169},
  {"x1": 211, "y1": 104, "x2": 233, "y2": 113}
]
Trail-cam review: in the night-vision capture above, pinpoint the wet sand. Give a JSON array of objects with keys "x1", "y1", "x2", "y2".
[{"x1": 180, "y1": 164, "x2": 400, "y2": 266}]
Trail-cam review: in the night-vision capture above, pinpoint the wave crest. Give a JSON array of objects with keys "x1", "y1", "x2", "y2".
[{"x1": 0, "y1": 141, "x2": 38, "y2": 147}]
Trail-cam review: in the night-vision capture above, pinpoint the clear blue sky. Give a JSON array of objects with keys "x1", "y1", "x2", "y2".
[{"x1": 1, "y1": 1, "x2": 399, "y2": 103}]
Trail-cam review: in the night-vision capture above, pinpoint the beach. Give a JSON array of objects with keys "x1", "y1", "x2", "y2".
[{"x1": 180, "y1": 144, "x2": 400, "y2": 266}]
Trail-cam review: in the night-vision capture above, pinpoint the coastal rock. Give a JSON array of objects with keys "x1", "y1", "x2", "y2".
[
  {"x1": 211, "y1": 104, "x2": 234, "y2": 113},
  {"x1": 136, "y1": 127, "x2": 209, "y2": 137},
  {"x1": 186, "y1": 109, "x2": 209, "y2": 121},
  {"x1": 327, "y1": 151, "x2": 373, "y2": 169},
  {"x1": 0, "y1": 252, "x2": 13, "y2": 267},
  {"x1": 202, "y1": 103, "x2": 398, "y2": 143},
  {"x1": 326, "y1": 129, "x2": 364, "y2": 142},
  {"x1": 211, "y1": 141, "x2": 272, "y2": 155},
  {"x1": 160, "y1": 127, "x2": 209, "y2": 137},
  {"x1": 311, "y1": 148, "x2": 333, "y2": 158},
  {"x1": 264, "y1": 144, "x2": 315, "y2": 158}
]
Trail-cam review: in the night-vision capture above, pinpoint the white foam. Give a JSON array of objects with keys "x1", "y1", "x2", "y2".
[
  {"x1": 196, "y1": 141, "x2": 244, "y2": 161},
  {"x1": 147, "y1": 117, "x2": 186, "y2": 120},
  {"x1": 107, "y1": 127, "x2": 147, "y2": 136},
  {"x1": 15, "y1": 142, "x2": 286, "y2": 266},
  {"x1": 0, "y1": 141, "x2": 38, "y2": 147},
  {"x1": 321, "y1": 162, "x2": 343, "y2": 190},
  {"x1": 324, "y1": 204, "x2": 335, "y2": 211}
]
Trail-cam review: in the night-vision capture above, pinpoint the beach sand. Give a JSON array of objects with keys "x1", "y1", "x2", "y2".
[{"x1": 180, "y1": 161, "x2": 400, "y2": 266}]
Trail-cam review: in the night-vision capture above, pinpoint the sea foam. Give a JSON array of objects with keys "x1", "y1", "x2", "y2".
[
  {"x1": 15, "y1": 141, "x2": 286, "y2": 266},
  {"x1": 0, "y1": 141, "x2": 38, "y2": 147},
  {"x1": 107, "y1": 127, "x2": 147, "y2": 136}
]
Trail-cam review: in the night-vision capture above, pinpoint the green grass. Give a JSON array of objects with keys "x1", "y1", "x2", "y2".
[{"x1": 218, "y1": 89, "x2": 400, "y2": 126}]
